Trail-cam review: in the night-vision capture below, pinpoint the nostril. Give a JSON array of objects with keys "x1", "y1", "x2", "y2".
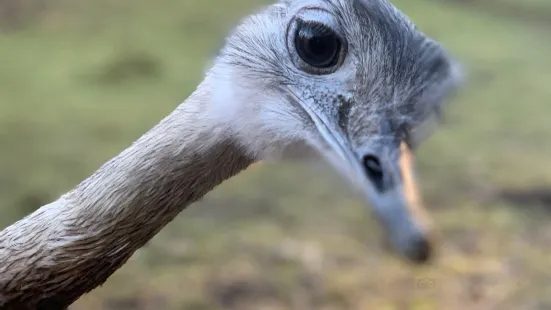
[
  {"x1": 362, "y1": 154, "x2": 384, "y2": 191},
  {"x1": 362, "y1": 154, "x2": 382, "y2": 177}
]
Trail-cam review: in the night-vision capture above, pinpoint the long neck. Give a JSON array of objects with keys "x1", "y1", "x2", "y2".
[{"x1": 0, "y1": 82, "x2": 254, "y2": 309}]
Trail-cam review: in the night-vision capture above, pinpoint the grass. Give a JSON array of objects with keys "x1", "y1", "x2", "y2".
[{"x1": 1, "y1": 0, "x2": 551, "y2": 309}]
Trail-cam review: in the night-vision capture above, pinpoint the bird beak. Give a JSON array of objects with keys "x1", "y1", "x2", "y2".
[
  {"x1": 287, "y1": 90, "x2": 435, "y2": 263},
  {"x1": 313, "y1": 130, "x2": 435, "y2": 263},
  {"x1": 363, "y1": 141, "x2": 435, "y2": 263}
]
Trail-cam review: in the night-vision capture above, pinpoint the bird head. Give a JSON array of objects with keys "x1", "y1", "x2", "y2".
[{"x1": 208, "y1": 0, "x2": 463, "y2": 264}]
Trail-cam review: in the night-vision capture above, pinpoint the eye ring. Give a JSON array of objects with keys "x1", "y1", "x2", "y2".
[{"x1": 286, "y1": 10, "x2": 347, "y2": 75}]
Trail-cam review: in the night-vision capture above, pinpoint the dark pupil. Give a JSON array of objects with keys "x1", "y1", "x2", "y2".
[{"x1": 295, "y1": 22, "x2": 340, "y2": 68}]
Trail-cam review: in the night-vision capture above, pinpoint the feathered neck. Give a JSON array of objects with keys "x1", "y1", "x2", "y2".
[{"x1": 0, "y1": 80, "x2": 254, "y2": 309}]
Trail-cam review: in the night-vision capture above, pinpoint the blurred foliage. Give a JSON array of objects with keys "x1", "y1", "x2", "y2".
[{"x1": 1, "y1": 0, "x2": 551, "y2": 309}]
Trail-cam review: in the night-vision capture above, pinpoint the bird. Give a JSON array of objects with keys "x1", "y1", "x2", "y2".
[{"x1": 0, "y1": 0, "x2": 462, "y2": 308}]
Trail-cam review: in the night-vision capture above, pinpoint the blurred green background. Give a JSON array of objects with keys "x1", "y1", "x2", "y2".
[{"x1": 2, "y1": 0, "x2": 551, "y2": 309}]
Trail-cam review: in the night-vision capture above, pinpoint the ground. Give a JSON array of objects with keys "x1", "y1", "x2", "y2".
[{"x1": 1, "y1": 0, "x2": 551, "y2": 309}]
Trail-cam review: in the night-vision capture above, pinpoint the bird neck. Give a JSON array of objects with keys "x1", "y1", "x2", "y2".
[{"x1": 0, "y1": 80, "x2": 255, "y2": 309}]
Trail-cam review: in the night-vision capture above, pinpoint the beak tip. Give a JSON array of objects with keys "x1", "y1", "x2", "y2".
[
  {"x1": 406, "y1": 239, "x2": 432, "y2": 264},
  {"x1": 400, "y1": 232, "x2": 435, "y2": 264}
]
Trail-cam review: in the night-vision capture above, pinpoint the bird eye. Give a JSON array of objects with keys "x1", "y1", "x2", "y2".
[{"x1": 292, "y1": 20, "x2": 343, "y2": 73}]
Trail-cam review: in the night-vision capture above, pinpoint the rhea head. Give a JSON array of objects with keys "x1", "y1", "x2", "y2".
[{"x1": 207, "y1": 0, "x2": 462, "y2": 263}]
